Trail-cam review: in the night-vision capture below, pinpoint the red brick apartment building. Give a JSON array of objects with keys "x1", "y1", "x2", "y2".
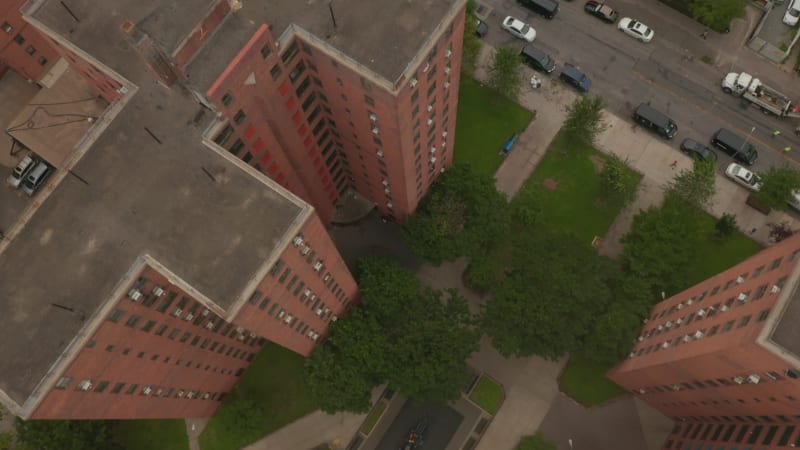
[
  {"x1": 0, "y1": 0, "x2": 470, "y2": 420},
  {"x1": 609, "y1": 234, "x2": 800, "y2": 449}
]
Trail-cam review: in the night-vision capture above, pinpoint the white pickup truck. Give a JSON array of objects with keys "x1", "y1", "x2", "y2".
[{"x1": 721, "y1": 72, "x2": 800, "y2": 118}]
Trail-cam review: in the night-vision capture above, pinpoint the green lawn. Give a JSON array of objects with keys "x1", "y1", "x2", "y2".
[
  {"x1": 112, "y1": 419, "x2": 189, "y2": 450},
  {"x1": 454, "y1": 77, "x2": 534, "y2": 175},
  {"x1": 520, "y1": 132, "x2": 642, "y2": 244},
  {"x1": 468, "y1": 375, "x2": 504, "y2": 415},
  {"x1": 199, "y1": 343, "x2": 318, "y2": 450},
  {"x1": 559, "y1": 354, "x2": 626, "y2": 406},
  {"x1": 684, "y1": 213, "x2": 762, "y2": 287},
  {"x1": 360, "y1": 400, "x2": 387, "y2": 435}
]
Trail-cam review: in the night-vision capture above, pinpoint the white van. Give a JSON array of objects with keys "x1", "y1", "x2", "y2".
[{"x1": 22, "y1": 161, "x2": 52, "y2": 196}]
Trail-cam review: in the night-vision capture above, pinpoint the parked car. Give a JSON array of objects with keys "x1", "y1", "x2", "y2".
[
  {"x1": 520, "y1": 45, "x2": 556, "y2": 73},
  {"x1": 711, "y1": 128, "x2": 758, "y2": 165},
  {"x1": 584, "y1": 1, "x2": 619, "y2": 23},
  {"x1": 21, "y1": 161, "x2": 52, "y2": 197},
  {"x1": 475, "y1": 18, "x2": 489, "y2": 38},
  {"x1": 618, "y1": 17, "x2": 654, "y2": 42},
  {"x1": 502, "y1": 16, "x2": 537, "y2": 42},
  {"x1": 725, "y1": 163, "x2": 762, "y2": 192},
  {"x1": 789, "y1": 189, "x2": 800, "y2": 211},
  {"x1": 7, "y1": 155, "x2": 35, "y2": 188},
  {"x1": 680, "y1": 138, "x2": 718, "y2": 162},
  {"x1": 784, "y1": 0, "x2": 800, "y2": 26},
  {"x1": 560, "y1": 63, "x2": 591, "y2": 92}
]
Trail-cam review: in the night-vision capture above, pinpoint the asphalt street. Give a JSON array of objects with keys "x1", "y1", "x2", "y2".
[
  {"x1": 477, "y1": 0, "x2": 800, "y2": 174},
  {"x1": 373, "y1": 400, "x2": 464, "y2": 450}
]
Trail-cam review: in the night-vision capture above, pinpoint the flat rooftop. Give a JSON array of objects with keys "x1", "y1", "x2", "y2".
[
  {"x1": 769, "y1": 271, "x2": 800, "y2": 358},
  {"x1": 1, "y1": 0, "x2": 307, "y2": 408},
  {"x1": 185, "y1": 0, "x2": 462, "y2": 92}
]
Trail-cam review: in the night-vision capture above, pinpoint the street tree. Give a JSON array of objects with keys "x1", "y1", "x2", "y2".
[
  {"x1": 665, "y1": 158, "x2": 716, "y2": 208},
  {"x1": 689, "y1": 0, "x2": 745, "y2": 32},
  {"x1": 305, "y1": 258, "x2": 480, "y2": 412},
  {"x1": 487, "y1": 46, "x2": 523, "y2": 100},
  {"x1": 563, "y1": 95, "x2": 607, "y2": 145},
  {"x1": 15, "y1": 418, "x2": 112, "y2": 450},
  {"x1": 755, "y1": 165, "x2": 800, "y2": 210},
  {"x1": 715, "y1": 213, "x2": 738, "y2": 239},
  {"x1": 514, "y1": 433, "x2": 558, "y2": 450},
  {"x1": 403, "y1": 164, "x2": 510, "y2": 263},
  {"x1": 482, "y1": 228, "x2": 613, "y2": 359},
  {"x1": 600, "y1": 153, "x2": 639, "y2": 206},
  {"x1": 462, "y1": 0, "x2": 482, "y2": 74}
]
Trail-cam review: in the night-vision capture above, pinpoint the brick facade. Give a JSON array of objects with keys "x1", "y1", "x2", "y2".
[{"x1": 0, "y1": 0, "x2": 58, "y2": 82}]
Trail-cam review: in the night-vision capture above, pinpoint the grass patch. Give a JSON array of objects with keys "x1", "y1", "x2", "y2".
[
  {"x1": 454, "y1": 77, "x2": 534, "y2": 176},
  {"x1": 199, "y1": 343, "x2": 318, "y2": 450},
  {"x1": 112, "y1": 419, "x2": 189, "y2": 450},
  {"x1": 683, "y1": 213, "x2": 761, "y2": 287},
  {"x1": 520, "y1": 132, "x2": 642, "y2": 244},
  {"x1": 560, "y1": 354, "x2": 626, "y2": 406},
  {"x1": 360, "y1": 401, "x2": 387, "y2": 435},
  {"x1": 468, "y1": 376, "x2": 504, "y2": 415}
]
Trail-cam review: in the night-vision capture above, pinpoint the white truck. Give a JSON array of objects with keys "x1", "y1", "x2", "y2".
[{"x1": 721, "y1": 72, "x2": 800, "y2": 118}]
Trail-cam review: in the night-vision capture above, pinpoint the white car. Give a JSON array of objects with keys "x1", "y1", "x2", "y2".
[
  {"x1": 789, "y1": 189, "x2": 800, "y2": 210},
  {"x1": 725, "y1": 163, "x2": 762, "y2": 192},
  {"x1": 784, "y1": 0, "x2": 800, "y2": 26},
  {"x1": 6, "y1": 155, "x2": 35, "y2": 188},
  {"x1": 502, "y1": 16, "x2": 536, "y2": 42},
  {"x1": 618, "y1": 17, "x2": 654, "y2": 42}
]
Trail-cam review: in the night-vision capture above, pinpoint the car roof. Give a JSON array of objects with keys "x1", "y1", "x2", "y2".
[{"x1": 521, "y1": 45, "x2": 546, "y2": 59}]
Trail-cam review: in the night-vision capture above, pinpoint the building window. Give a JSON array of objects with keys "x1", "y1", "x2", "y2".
[
  {"x1": 364, "y1": 95, "x2": 375, "y2": 106},
  {"x1": 221, "y1": 92, "x2": 234, "y2": 106},
  {"x1": 289, "y1": 61, "x2": 306, "y2": 83},
  {"x1": 108, "y1": 309, "x2": 125, "y2": 323},
  {"x1": 757, "y1": 309, "x2": 770, "y2": 321},
  {"x1": 260, "y1": 43, "x2": 272, "y2": 59},
  {"x1": 770, "y1": 257, "x2": 783, "y2": 270},
  {"x1": 111, "y1": 382, "x2": 125, "y2": 394},
  {"x1": 270, "y1": 64, "x2": 282, "y2": 80},
  {"x1": 25, "y1": 46, "x2": 36, "y2": 55},
  {"x1": 38, "y1": 57, "x2": 48, "y2": 66},
  {"x1": 13, "y1": 34, "x2": 24, "y2": 45},
  {"x1": 722, "y1": 320, "x2": 734, "y2": 332},
  {"x1": 155, "y1": 324, "x2": 169, "y2": 336},
  {"x1": 125, "y1": 315, "x2": 140, "y2": 328},
  {"x1": 1, "y1": 22, "x2": 12, "y2": 34},
  {"x1": 55, "y1": 376, "x2": 72, "y2": 389},
  {"x1": 280, "y1": 42, "x2": 299, "y2": 65},
  {"x1": 233, "y1": 110, "x2": 246, "y2": 124},
  {"x1": 786, "y1": 369, "x2": 799, "y2": 379}
]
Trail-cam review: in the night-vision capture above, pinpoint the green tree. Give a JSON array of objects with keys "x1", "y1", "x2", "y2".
[
  {"x1": 620, "y1": 196, "x2": 704, "y2": 297},
  {"x1": 482, "y1": 229, "x2": 613, "y2": 359},
  {"x1": 487, "y1": 46, "x2": 523, "y2": 100},
  {"x1": 465, "y1": 257, "x2": 500, "y2": 292},
  {"x1": 15, "y1": 418, "x2": 111, "y2": 450},
  {"x1": 216, "y1": 399, "x2": 266, "y2": 439},
  {"x1": 600, "y1": 153, "x2": 639, "y2": 206},
  {"x1": 462, "y1": 1, "x2": 482, "y2": 74},
  {"x1": 563, "y1": 95, "x2": 607, "y2": 145},
  {"x1": 689, "y1": 0, "x2": 745, "y2": 32},
  {"x1": 715, "y1": 213, "x2": 738, "y2": 239},
  {"x1": 403, "y1": 164, "x2": 510, "y2": 263},
  {"x1": 665, "y1": 158, "x2": 716, "y2": 208},
  {"x1": 755, "y1": 165, "x2": 800, "y2": 210},
  {"x1": 514, "y1": 433, "x2": 558, "y2": 450},
  {"x1": 305, "y1": 259, "x2": 480, "y2": 412}
]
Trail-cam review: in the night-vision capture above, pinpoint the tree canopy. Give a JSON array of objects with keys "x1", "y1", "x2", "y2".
[
  {"x1": 689, "y1": 0, "x2": 745, "y2": 32},
  {"x1": 15, "y1": 418, "x2": 112, "y2": 450},
  {"x1": 462, "y1": 0, "x2": 481, "y2": 74},
  {"x1": 487, "y1": 46, "x2": 523, "y2": 100},
  {"x1": 403, "y1": 164, "x2": 510, "y2": 264},
  {"x1": 755, "y1": 165, "x2": 800, "y2": 211},
  {"x1": 563, "y1": 95, "x2": 607, "y2": 145},
  {"x1": 482, "y1": 228, "x2": 614, "y2": 359},
  {"x1": 305, "y1": 258, "x2": 480, "y2": 413},
  {"x1": 665, "y1": 158, "x2": 716, "y2": 208}
]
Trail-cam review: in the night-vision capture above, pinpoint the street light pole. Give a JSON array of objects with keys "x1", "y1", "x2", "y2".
[{"x1": 568, "y1": 438, "x2": 573, "y2": 450}]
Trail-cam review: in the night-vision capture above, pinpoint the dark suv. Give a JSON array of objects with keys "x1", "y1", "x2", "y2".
[
  {"x1": 559, "y1": 64, "x2": 591, "y2": 92},
  {"x1": 520, "y1": 45, "x2": 556, "y2": 74},
  {"x1": 711, "y1": 128, "x2": 758, "y2": 165}
]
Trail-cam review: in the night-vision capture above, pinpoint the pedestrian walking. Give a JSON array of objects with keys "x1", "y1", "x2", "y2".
[
  {"x1": 750, "y1": 228, "x2": 757, "y2": 235},
  {"x1": 785, "y1": 146, "x2": 792, "y2": 153},
  {"x1": 773, "y1": 129, "x2": 782, "y2": 138},
  {"x1": 670, "y1": 160, "x2": 678, "y2": 169},
  {"x1": 701, "y1": 29, "x2": 709, "y2": 40}
]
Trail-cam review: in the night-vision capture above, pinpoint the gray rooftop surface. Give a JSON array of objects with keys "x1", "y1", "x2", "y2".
[
  {"x1": 2, "y1": 0, "x2": 306, "y2": 407},
  {"x1": 770, "y1": 278, "x2": 800, "y2": 358},
  {"x1": 184, "y1": 0, "x2": 461, "y2": 92}
]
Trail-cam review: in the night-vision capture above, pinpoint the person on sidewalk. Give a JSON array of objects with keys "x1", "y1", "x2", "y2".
[
  {"x1": 785, "y1": 146, "x2": 792, "y2": 153},
  {"x1": 701, "y1": 29, "x2": 709, "y2": 40},
  {"x1": 670, "y1": 160, "x2": 678, "y2": 169},
  {"x1": 773, "y1": 129, "x2": 782, "y2": 138}
]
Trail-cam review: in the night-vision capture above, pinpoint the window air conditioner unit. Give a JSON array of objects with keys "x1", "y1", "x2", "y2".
[
  {"x1": 441, "y1": 140, "x2": 447, "y2": 147},
  {"x1": 323, "y1": 274, "x2": 332, "y2": 282},
  {"x1": 369, "y1": 113, "x2": 377, "y2": 121},
  {"x1": 675, "y1": 318, "x2": 683, "y2": 324},
  {"x1": 409, "y1": 78, "x2": 418, "y2": 87},
  {"x1": 628, "y1": 352, "x2": 636, "y2": 358},
  {"x1": 382, "y1": 179, "x2": 389, "y2": 186},
  {"x1": 143, "y1": 386, "x2": 152, "y2": 395},
  {"x1": 676, "y1": 303, "x2": 684, "y2": 310},
  {"x1": 661, "y1": 342, "x2": 669, "y2": 348},
  {"x1": 682, "y1": 335, "x2": 691, "y2": 342},
  {"x1": 444, "y1": 66, "x2": 451, "y2": 74},
  {"x1": 427, "y1": 104, "x2": 433, "y2": 112},
  {"x1": 736, "y1": 276, "x2": 745, "y2": 284},
  {"x1": 152, "y1": 286, "x2": 165, "y2": 297},
  {"x1": 642, "y1": 318, "x2": 649, "y2": 324},
  {"x1": 686, "y1": 298, "x2": 693, "y2": 305},
  {"x1": 430, "y1": 157, "x2": 437, "y2": 163},
  {"x1": 284, "y1": 315, "x2": 293, "y2": 324},
  {"x1": 384, "y1": 188, "x2": 391, "y2": 194},
  {"x1": 771, "y1": 285, "x2": 781, "y2": 294},
  {"x1": 177, "y1": 390, "x2": 185, "y2": 398},
  {"x1": 638, "y1": 388, "x2": 646, "y2": 394},
  {"x1": 293, "y1": 236, "x2": 304, "y2": 247},
  {"x1": 430, "y1": 147, "x2": 436, "y2": 154},
  {"x1": 185, "y1": 314, "x2": 194, "y2": 321},
  {"x1": 372, "y1": 127, "x2": 380, "y2": 135},
  {"x1": 693, "y1": 330, "x2": 704, "y2": 339},
  {"x1": 737, "y1": 293, "x2": 748, "y2": 302},
  {"x1": 78, "y1": 380, "x2": 92, "y2": 391},
  {"x1": 671, "y1": 384, "x2": 681, "y2": 391},
  {"x1": 313, "y1": 261, "x2": 324, "y2": 272},
  {"x1": 697, "y1": 309, "x2": 706, "y2": 317},
  {"x1": 311, "y1": 333, "x2": 319, "y2": 341},
  {"x1": 440, "y1": 167, "x2": 445, "y2": 173},
  {"x1": 657, "y1": 325, "x2": 663, "y2": 331},
  {"x1": 445, "y1": 49, "x2": 452, "y2": 58},
  {"x1": 720, "y1": 305, "x2": 729, "y2": 312},
  {"x1": 422, "y1": 63, "x2": 430, "y2": 73},
  {"x1": 747, "y1": 374, "x2": 760, "y2": 384},
  {"x1": 442, "y1": 131, "x2": 448, "y2": 138},
  {"x1": 301, "y1": 245, "x2": 311, "y2": 256},
  {"x1": 303, "y1": 289, "x2": 311, "y2": 298},
  {"x1": 732, "y1": 376, "x2": 744, "y2": 384},
  {"x1": 376, "y1": 150, "x2": 384, "y2": 158},
  {"x1": 637, "y1": 336, "x2": 644, "y2": 342},
  {"x1": 387, "y1": 202, "x2": 393, "y2": 209},
  {"x1": 316, "y1": 308, "x2": 324, "y2": 316},
  {"x1": 427, "y1": 119, "x2": 434, "y2": 126},
  {"x1": 444, "y1": 81, "x2": 450, "y2": 89},
  {"x1": 665, "y1": 321, "x2": 673, "y2": 328},
  {"x1": 128, "y1": 289, "x2": 143, "y2": 301},
  {"x1": 173, "y1": 309, "x2": 183, "y2": 317},
  {"x1": 206, "y1": 321, "x2": 215, "y2": 329},
  {"x1": 331, "y1": 315, "x2": 338, "y2": 322},
  {"x1": 307, "y1": 330, "x2": 315, "y2": 337}
]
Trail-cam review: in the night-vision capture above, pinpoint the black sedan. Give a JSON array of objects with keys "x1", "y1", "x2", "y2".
[
  {"x1": 475, "y1": 18, "x2": 488, "y2": 38},
  {"x1": 584, "y1": 1, "x2": 619, "y2": 23},
  {"x1": 680, "y1": 138, "x2": 718, "y2": 162}
]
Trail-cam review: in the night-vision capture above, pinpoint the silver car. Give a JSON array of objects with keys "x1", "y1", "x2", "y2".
[{"x1": 7, "y1": 155, "x2": 35, "y2": 188}]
